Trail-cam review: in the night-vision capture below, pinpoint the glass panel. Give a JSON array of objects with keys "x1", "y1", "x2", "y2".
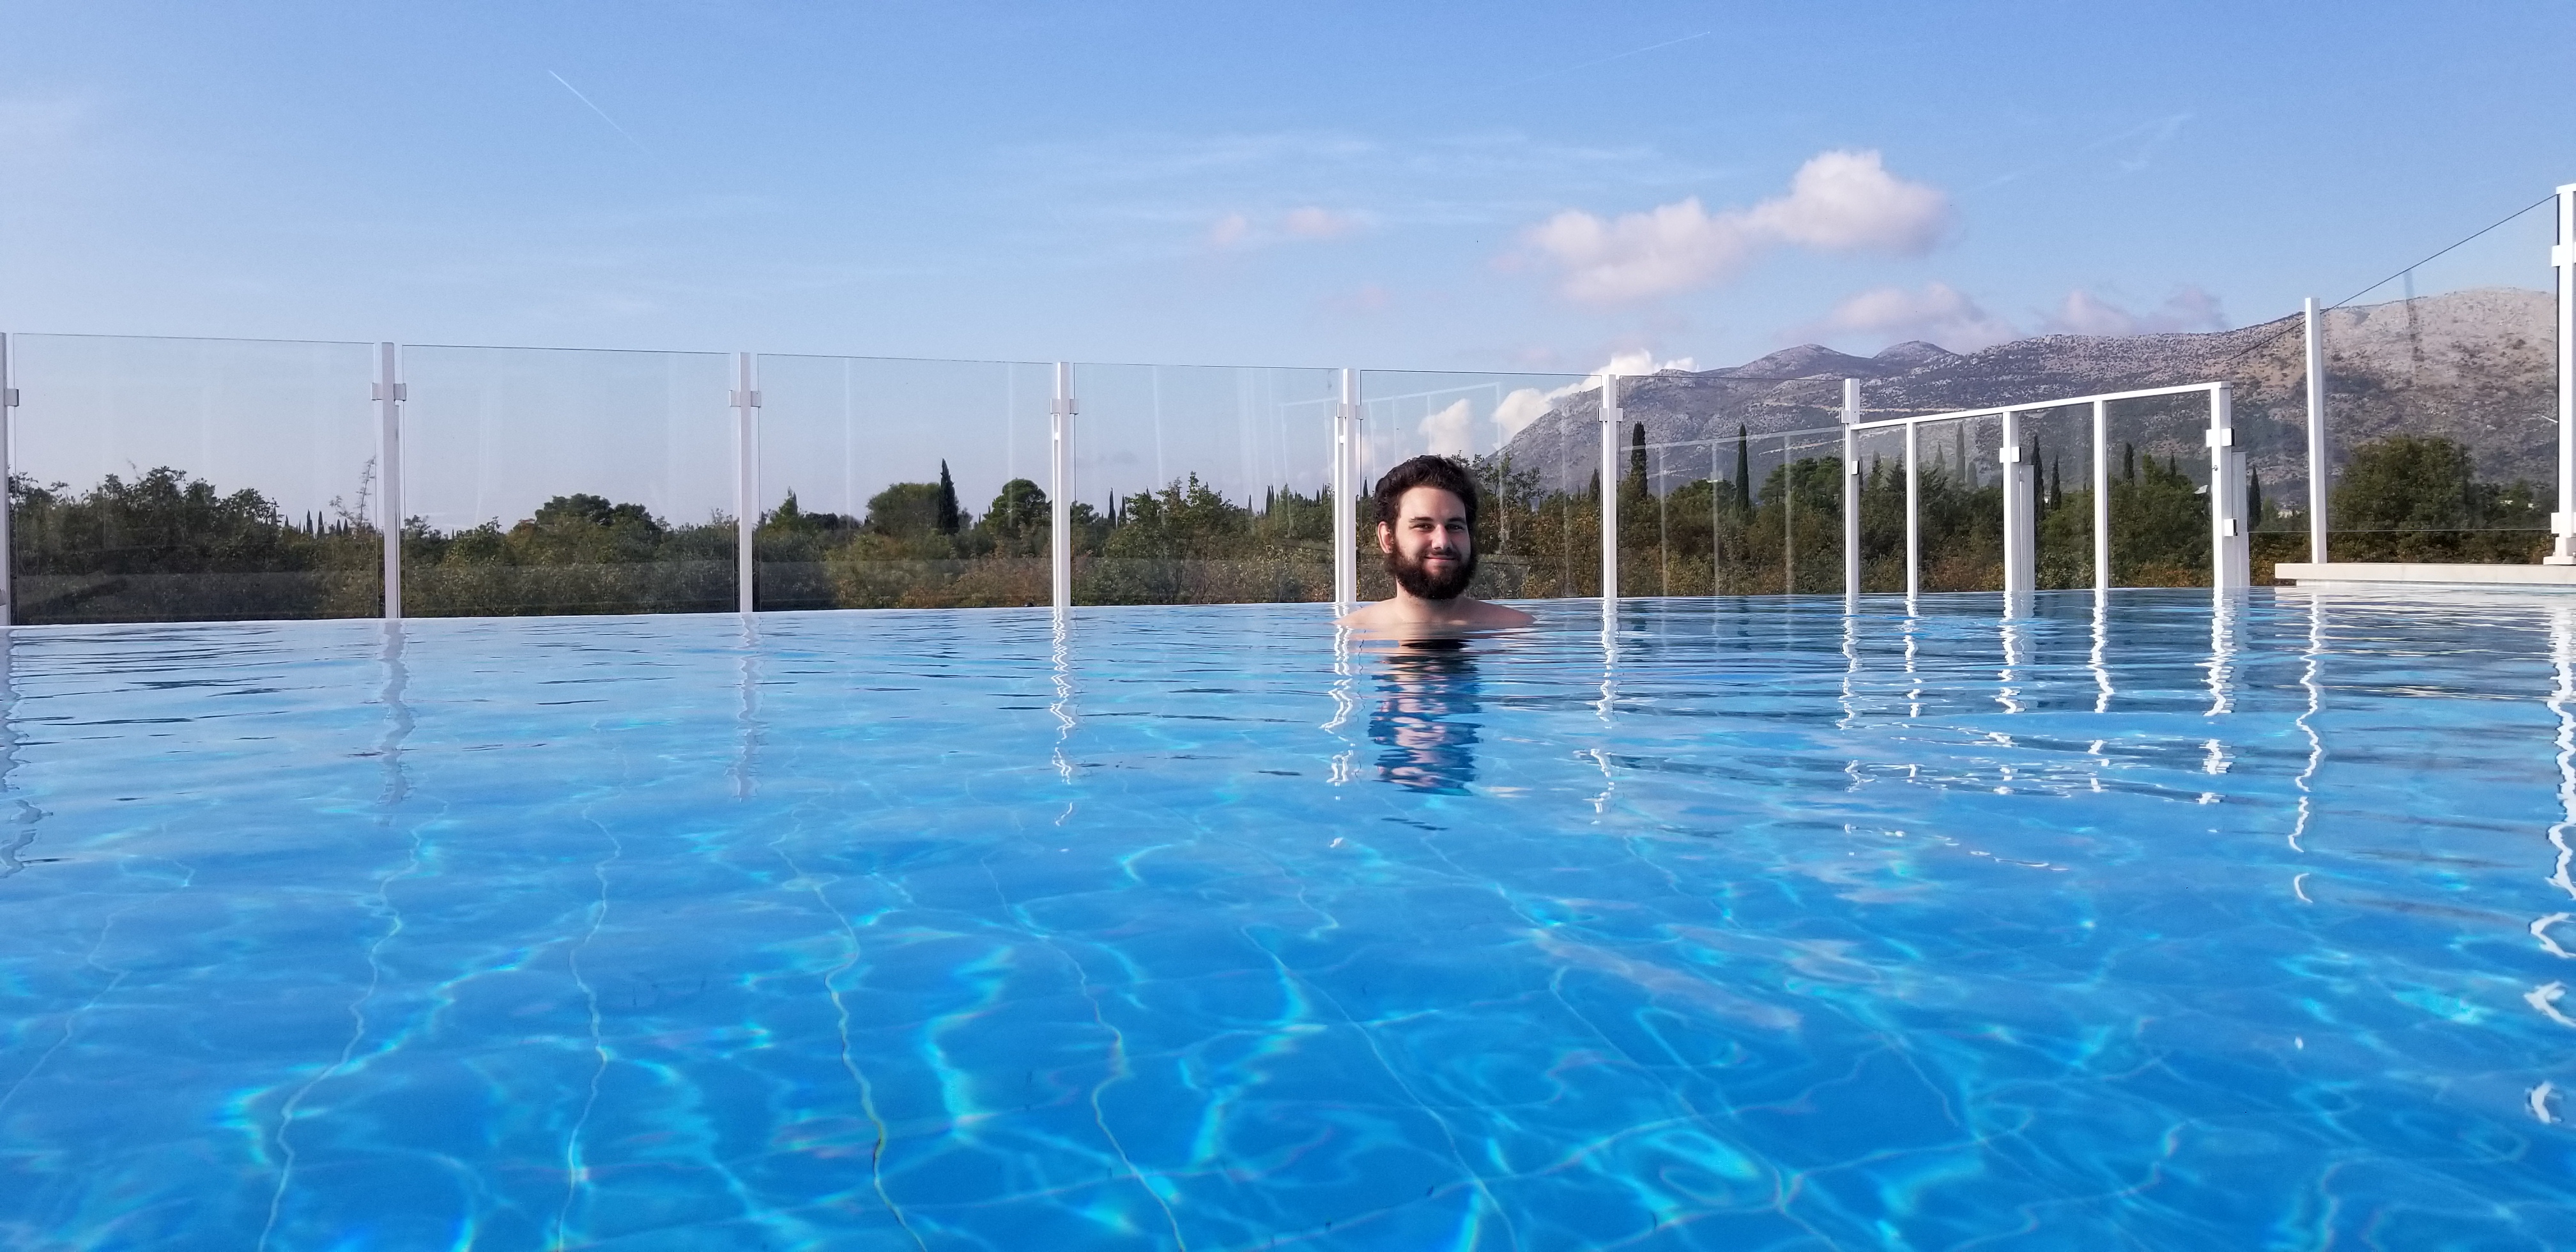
[
  {"x1": 2023, "y1": 404, "x2": 2096, "y2": 589},
  {"x1": 753, "y1": 355, "x2": 1052, "y2": 611},
  {"x1": 1853, "y1": 425, "x2": 1907, "y2": 593},
  {"x1": 2323, "y1": 204, "x2": 2556, "y2": 563},
  {"x1": 1920, "y1": 415, "x2": 2004, "y2": 592},
  {"x1": 8, "y1": 333, "x2": 381, "y2": 624},
  {"x1": 1358, "y1": 370, "x2": 1592, "y2": 602},
  {"x1": 1603, "y1": 383, "x2": 1849, "y2": 600},
  {"x1": 2104, "y1": 392, "x2": 2212, "y2": 587},
  {"x1": 400, "y1": 346, "x2": 733, "y2": 616},
  {"x1": 1782, "y1": 427, "x2": 1844, "y2": 594},
  {"x1": 1064, "y1": 363, "x2": 1336, "y2": 606}
]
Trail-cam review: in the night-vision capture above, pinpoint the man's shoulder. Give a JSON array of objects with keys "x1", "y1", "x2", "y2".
[{"x1": 1462, "y1": 599, "x2": 1536, "y2": 627}]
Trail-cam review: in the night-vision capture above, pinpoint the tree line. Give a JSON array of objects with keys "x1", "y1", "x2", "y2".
[{"x1": 6, "y1": 432, "x2": 2547, "y2": 623}]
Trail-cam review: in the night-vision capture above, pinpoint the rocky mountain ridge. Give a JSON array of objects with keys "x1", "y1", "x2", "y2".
[{"x1": 1504, "y1": 286, "x2": 2556, "y2": 498}]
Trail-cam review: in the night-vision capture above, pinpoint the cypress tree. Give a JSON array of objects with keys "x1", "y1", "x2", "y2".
[
  {"x1": 1735, "y1": 425, "x2": 1752, "y2": 514},
  {"x1": 2123, "y1": 443, "x2": 2136, "y2": 483},
  {"x1": 2249, "y1": 468, "x2": 2264, "y2": 526},
  {"x1": 1628, "y1": 422, "x2": 1648, "y2": 494},
  {"x1": 935, "y1": 461, "x2": 962, "y2": 535}
]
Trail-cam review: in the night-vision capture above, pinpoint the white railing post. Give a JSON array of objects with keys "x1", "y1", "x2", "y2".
[
  {"x1": 1333, "y1": 369, "x2": 1358, "y2": 613},
  {"x1": 2000, "y1": 408, "x2": 2034, "y2": 597},
  {"x1": 1903, "y1": 420, "x2": 1920, "y2": 600},
  {"x1": 0, "y1": 333, "x2": 15, "y2": 627},
  {"x1": 2092, "y1": 399, "x2": 2110, "y2": 592},
  {"x1": 2304, "y1": 297, "x2": 2329, "y2": 564},
  {"x1": 730, "y1": 352, "x2": 760, "y2": 615},
  {"x1": 1841, "y1": 378, "x2": 1860, "y2": 602},
  {"x1": 1600, "y1": 374, "x2": 1620, "y2": 606},
  {"x1": 1051, "y1": 362, "x2": 1076, "y2": 613},
  {"x1": 374, "y1": 342, "x2": 404, "y2": 622},
  {"x1": 2550, "y1": 183, "x2": 2576, "y2": 565},
  {"x1": 2208, "y1": 383, "x2": 2250, "y2": 591}
]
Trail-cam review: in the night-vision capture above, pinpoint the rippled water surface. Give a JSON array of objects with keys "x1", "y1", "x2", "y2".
[{"x1": 3, "y1": 590, "x2": 2573, "y2": 1249}]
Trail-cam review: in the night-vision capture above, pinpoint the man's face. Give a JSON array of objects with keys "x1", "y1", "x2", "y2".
[{"x1": 1379, "y1": 485, "x2": 1476, "y2": 600}]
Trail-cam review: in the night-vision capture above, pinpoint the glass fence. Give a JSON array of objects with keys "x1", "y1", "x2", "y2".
[
  {"x1": 754, "y1": 354, "x2": 1053, "y2": 611},
  {"x1": 2101, "y1": 391, "x2": 2215, "y2": 588},
  {"x1": 8, "y1": 333, "x2": 381, "y2": 625},
  {"x1": 2021, "y1": 402, "x2": 2095, "y2": 590},
  {"x1": 1074, "y1": 363, "x2": 1338, "y2": 606},
  {"x1": 399, "y1": 345, "x2": 735, "y2": 617},
  {"x1": 2317, "y1": 201, "x2": 2556, "y2": 567},
  {"x1": 0, "y1": 320, "x2": 2551, "y2": 629}
]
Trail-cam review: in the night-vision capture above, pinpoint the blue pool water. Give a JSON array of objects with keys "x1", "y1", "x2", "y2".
[{"x1": 2, "y1": 591, "x2": 2572, "y2": 1249}]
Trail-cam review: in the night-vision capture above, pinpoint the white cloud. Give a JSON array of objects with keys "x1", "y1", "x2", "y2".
[
  {"x1": 1420, "y1": 398, "x2": 1474, "y2": 456},
  {"x1": 1282, "y1": 206, "x2": 1361, "y2": 239},
  {"x1": 1814, "y1": 282, "x2": 2020, "y2": 352},
  {"x1": 1204, "y1": 206, "x2": 1365, "y2": 250},
  {"x1": 1476, "y1": 351, "x2": 1694, "y2": 448},
  {"x1": 1494, "y1": 388, "x2": 1552, "y2": 440},
  {"x1": 1593, "y1": 349, "x2": 1696, "y2": 379},
  {"x1": 1738, "y1": 149, "x2": 1952, "y2": 254},
  {"x1": 1524, "y1": 149, "x2": 1952, "y2": 304},
  {"x1": 2041, "y1": 286, "x2": 2227, "y2": 336},
  {"x1": 1205, "y1": 212, "x2": 1252, "y2": 248}
]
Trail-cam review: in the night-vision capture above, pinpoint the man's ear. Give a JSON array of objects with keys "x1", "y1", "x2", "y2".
[{"x1": 1376, "y1": 521, "x2": 1395, "y2": 553}]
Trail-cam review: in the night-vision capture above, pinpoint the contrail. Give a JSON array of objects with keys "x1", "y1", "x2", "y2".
[
  {"x1": 548, "y1": 70, "x2": 659, "y2": 164},
  {"x1": 1508, "y1": 31, "x2": 1712, "y2": 88}
]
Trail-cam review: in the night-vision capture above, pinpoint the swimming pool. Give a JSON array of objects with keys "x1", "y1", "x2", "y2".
[{"x1": 1, "y1": 591, "x2": 2569, "y2": 1249}]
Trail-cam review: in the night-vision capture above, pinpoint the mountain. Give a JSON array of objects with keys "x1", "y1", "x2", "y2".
[{"x1": 1499, "y1": 287, "x2": 2555, "y2": 500}]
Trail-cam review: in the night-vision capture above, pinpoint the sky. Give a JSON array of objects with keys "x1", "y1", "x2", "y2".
[{"x1": 3, "y1": 1, "x2": 2572, "y2": 519}]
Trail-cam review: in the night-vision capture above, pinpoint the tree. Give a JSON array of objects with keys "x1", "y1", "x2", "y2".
[
  {"x1": 863, "y1": 481, "x2": 946, "y2": 537},
  {"x1": 531, "y1": 493, "x2": 660, "y2": 533},
  {"x1": 1735, "y1": 425, "x2": 1752, "y2": 514},
  {"x1": 1627, "y1": 422, "x2": 1648, "y2": 496},
  {"x1": 935, "y1": 461, "x2": 963, "y2": 535},
  {"x1": 2333, "y1": 434, "x2": 2475, "y2": 532}
]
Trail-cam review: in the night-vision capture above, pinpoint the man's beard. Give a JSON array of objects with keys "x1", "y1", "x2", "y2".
[{"x1": 1388, "y1": 543, "x2": 1476, "y2": 600}]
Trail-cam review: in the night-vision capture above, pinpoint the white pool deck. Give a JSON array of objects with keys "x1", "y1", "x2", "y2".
[{"x1": 2274, "y1": 561, "x2": 2576, "y2": 592}]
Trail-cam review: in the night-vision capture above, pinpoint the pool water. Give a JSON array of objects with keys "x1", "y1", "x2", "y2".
[{"x1": 2, "y1": 591, "x2": 2571, "y2": 1249}]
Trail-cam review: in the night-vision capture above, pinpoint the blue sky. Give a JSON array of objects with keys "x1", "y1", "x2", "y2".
[{"x1": 4, "y1": 0, "x2": 2572, "y2": 377}]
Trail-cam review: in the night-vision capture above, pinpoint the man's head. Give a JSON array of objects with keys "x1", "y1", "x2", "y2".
[{"x1": 1372, "y1": 455, "x2": 1480, "y2": 600}]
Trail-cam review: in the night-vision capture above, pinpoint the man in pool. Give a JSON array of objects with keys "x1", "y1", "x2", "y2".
[{"x1": 1336, "y1": 455, "x2": 1536, "y2": 634}]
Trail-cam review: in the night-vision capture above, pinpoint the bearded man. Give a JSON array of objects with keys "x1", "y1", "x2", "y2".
[{"x1": 1335, "y1": 455, "x2": 1535, "y2": 634}]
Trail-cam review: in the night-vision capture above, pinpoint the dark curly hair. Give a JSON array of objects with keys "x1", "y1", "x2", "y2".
[{"x1": 1372, "y1": 455, "x2": 1479, "y2": 530}]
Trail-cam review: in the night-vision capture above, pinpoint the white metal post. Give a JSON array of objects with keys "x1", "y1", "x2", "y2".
[
  {"x1": 1904, "y1": 420, "x2": 1920, "y2": 599},
  {"x1": 2304, "y1": 296, "x2": 2329, "y2": 564},
  {"x1": 374, "y1": 342, "x2": 404, "y2": 621},
  {"x1": 1051, "y1": 362, "x2": 1075, "y2": 612},
  {"x1": 0, "y1": 333, "x2": 15, "y2": 627},
  {"x1": 2208, "y1": 383, "x2": 2250, "y2": 591},
  {"x1": 1841, "y1": 378, "x2": 1860, "y2": 602},
  {"x1": 2551, "y1": 183, "x2": 2576, "y2": 564},
  {"x1": 2000, "y1": 409, "x2": 2034, "y2": 596},
  {"x1": 1782, "y1": 434, "x2": 1795, "y2": 593},
  {"x1": 1600, "y1": 374, "x2": 1620, "y2": 606},
  {"x1": 731, "y1": 353, "x2": 760, "y2": 615},
  {"x1": 1333, "y1": 369, "x2": 1358, "y2": 612},
  {"x1": 2092, "y1": 399, "x2": 2110, "y2": 592}
]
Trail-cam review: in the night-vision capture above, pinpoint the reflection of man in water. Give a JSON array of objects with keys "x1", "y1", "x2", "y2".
[
  {"x1": 1336, "y1": 455, "x2": 1535, "y2": 635},
  {"x1": 1371, "y1": 649, "x2": 1480, "y2": 793}
]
